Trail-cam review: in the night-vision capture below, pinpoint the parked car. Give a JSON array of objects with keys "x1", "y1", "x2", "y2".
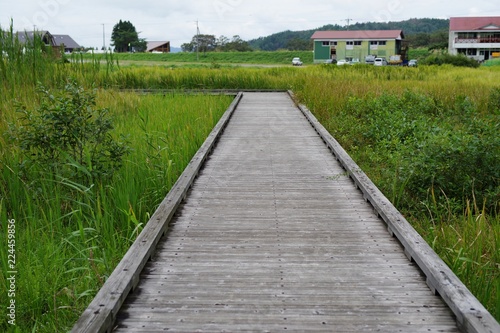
[
  {"x1": 408, "y1": 59, "x2": 418, "y2": 67},
  {"x1": 350, "y1": 58, "x2": 360, "y2": 65},
  {"x1": 374, "y1": 57, "x2": 388, "y2": 66},
  {"x1": 337, "y1": 59, "x2": 350, "y2": 66},
  {"x1": 292, "y1": 57, "x2": 303, "y2": 66},
  {"x1": 365, "y1": 55, "x2": 376, "y2": 65},
  {"x1": 325, "y1": 59, "x2": 337, "y2": 64}
]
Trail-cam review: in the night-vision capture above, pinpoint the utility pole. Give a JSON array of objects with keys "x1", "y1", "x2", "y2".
[
  {"x1": 196, "y1": 20, "x2": 200, "y2": 61},
  {"x1": 344, "y1": 18, "x2": 352, "y2": 30},
  {"x1": 102, "y1": 24, "x2": 105, "y2": 50},
  {"x1": 33, "y1": 25, "x2": 37, "y2": 81}
]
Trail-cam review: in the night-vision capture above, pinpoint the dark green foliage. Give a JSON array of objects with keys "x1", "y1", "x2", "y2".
[
  {"x1": 408, "y1": 117, "x2": 499, "y2": 212},
  {"x1": 489, "y1": 87, "x2": 500, "y2": 114},
  {"x1": 345, "y1": 91, "x2": 499, "y2": 213},
  {"x1": 250, "y1": 29, "x2": 315, "y2": 51},
  {"x1": 248, "y1": 18, "x2": 449, "y2": 51},
  {"x1": 181, "y1": 34, "x2": 216, "y2": 53},
  {"x1": 9, "y1": 80, "x2": 129, "y2": 182},
  {"x1": 421, "y1": 53, "x2": 481, "y2": 68},
  {"x1": 406, "y1": 29, "x2": 449, "y2": 49},
  {"x1": 217, "y1": 35, "x2": 253, "y2": 52},
  {"x1": 111, "y1": 20, "x2": 145, "y2": 53},
  {"x1": 182, "y1": 34, "x2": 252, "y2": 53},
  {"x1": 286, "y1": 38, "x2": 313, "y2": 51}
]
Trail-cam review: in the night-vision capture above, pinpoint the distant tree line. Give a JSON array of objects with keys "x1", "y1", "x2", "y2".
[
  {"x1": 110, "y1": 18, "x2": 450, "y2": 54},
  {"x1": 248, "y1": 18, "x2": 450, "y2": 51},
  {"x1": 405, "y1": 29, "x2": 449, "y2": 50},
  {"x1": 181, "y1": 35, "x2": 252, "y2": 53}
]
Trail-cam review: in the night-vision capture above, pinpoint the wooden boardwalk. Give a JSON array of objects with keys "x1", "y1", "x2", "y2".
[
  {"x1": 73, "y1": 92, "x2": 499, "y2": 333},
  {"x1": 116, "y1": 92, "x2": 457, "y2": 332}
]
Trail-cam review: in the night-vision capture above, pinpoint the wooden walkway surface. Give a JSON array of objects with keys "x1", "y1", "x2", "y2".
[
  {"x1": 113, "y1": 92, "x2": 459, "y2": 332},
  {"x1": 73, "y1": 92, "x2": 498, "y2": 333}
]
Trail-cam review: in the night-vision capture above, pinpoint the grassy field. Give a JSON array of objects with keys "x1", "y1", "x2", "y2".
[
  {"x1": 484, "y1": 57, "x2": 500, "y2": 67},
  {"x1": 1, "y1": 89, "x2": 233, "y2": 332},
  {"x1": 1, "y1": 34, "x2": 499, "y2": 332},
  {"x1": 79, "y1": 50, "x2": 314, "y2": 66},
  {"x1": 78, "y1": 48, "x2": 435, "y2": 67}
]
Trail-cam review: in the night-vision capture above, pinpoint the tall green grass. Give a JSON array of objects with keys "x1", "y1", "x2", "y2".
[
  {"x1": 0, "y1": 90, "x2": 232, "y2": 332},
  {"x1": 1, "y1": 25, "x2": 499, "y2": 330},
  {"x1": 290, "y1": 66, "x2": 499, "y2": 319}
]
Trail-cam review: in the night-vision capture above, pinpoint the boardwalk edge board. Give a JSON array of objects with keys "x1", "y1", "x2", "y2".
[
  {"x1": 289, "y1": 90, "x2": 500, "y2": 333},
  {"x1": 71, "y1": 92, "x2": 243, "y2": 333}
]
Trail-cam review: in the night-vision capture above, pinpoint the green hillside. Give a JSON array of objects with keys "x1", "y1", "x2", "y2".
[{"x1": 249, "y1": 18, "x2": 449, "y2": 51}]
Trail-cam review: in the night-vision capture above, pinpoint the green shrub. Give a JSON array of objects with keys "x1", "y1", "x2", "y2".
[
  {"x1": 421, "y1": 53, "x2": 480, "y2": 68},
  {"x1": 348, "y1": 91, "x2": 499, "y2": 213},
  {"x1": 407, "y1": 124, "x2": 499, "y2": 213},
  {"x1": 489, "y1": 87, "x2": 500, "y2": 114},
  {"x1": 9, "y1": 80, "x2": 129, "y2": 182}
]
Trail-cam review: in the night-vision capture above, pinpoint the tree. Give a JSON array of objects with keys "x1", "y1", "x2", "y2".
[
  {"x1": 215, "y1": 35, "x2": 230, "y2": 51},
  {"x1": 10, "y1": 80, "x2": 129, "y2": 182},
  {"x1": 111, "y1": 20, "x2": 145, "y2": 53},
  {"x1": 182, "y1": 34, "x2": 252, "y2": 52},
  {"x1": 223, "y1": 35, "x2": 252, "y2": 52},
  {"x1": 181, "y1": 34, "x2": 216, "y2": 53},
  {"x1": 132, "y1": 38, "x2": 148, "y2": 52},
  {"x1": 181, "y1": 41, "x2": 195, "y2": 52}
]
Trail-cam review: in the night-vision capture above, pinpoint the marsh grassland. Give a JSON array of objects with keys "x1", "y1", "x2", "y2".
[{"x1": 1, "y1": 31, "x2": 499, "y2": 331}]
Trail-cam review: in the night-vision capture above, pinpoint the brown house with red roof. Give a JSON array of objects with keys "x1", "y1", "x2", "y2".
[
  {"x1": 449, "y1": 17, "x2": 500, "y2": 61},
  {"x1": 146, "y1": 41, "x2": 170, "y2": 53}
]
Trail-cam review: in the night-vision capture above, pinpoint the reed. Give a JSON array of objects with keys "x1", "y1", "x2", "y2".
[
  {"x1": 1, "y1": 29, "x2": 499, "y2": 331},
  {"x1": 0, "y1": 89, "x2": 232, "y2": 332}
]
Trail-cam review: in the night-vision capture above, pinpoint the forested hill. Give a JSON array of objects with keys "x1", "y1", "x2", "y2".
[{"x1": 248, "y1": 18, "x2": 449, "y2": 51}]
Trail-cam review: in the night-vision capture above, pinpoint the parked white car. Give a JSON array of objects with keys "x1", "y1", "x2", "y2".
[
  {"x1": 337, "y1": 59, "x2": 350, "y2": 66},
  {"x1": 292, "y1": 57, "x2": 303, "y2": 66},
  {"x1": 374, "y1": 57, "x2": 388, "y2": 66}
]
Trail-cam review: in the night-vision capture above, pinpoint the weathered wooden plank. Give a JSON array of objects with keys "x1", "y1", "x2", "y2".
[
  {"x1": 290, "y1": 91, "x2": 500, "y2": 333},
  {"x1": 113, "y1": 325, "x2": 460, "y2": 333},
  {"x1": 70, "y1": 93, "x2": 243, "y2": 333},
  {"x1": 74, "y1": 92, "x2": 498, "y2": 332},
  {"x1": 110, "y1": 92, "x2": 462, "y2": 332}
]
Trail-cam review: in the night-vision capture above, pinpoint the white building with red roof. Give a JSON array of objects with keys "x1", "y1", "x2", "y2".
[{"x1": 449, "y1": 17, "x2": 500, "y2": 61}]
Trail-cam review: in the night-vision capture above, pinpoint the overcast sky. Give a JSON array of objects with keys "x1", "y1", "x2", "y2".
[{"x1": 2, "y1": 0, "x2": 500, "y2": 49}]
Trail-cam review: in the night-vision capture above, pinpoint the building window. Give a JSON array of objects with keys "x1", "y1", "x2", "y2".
[
  {"x1": 369, "y1": 41, "x2": 387, "y2": 46},
  {"x1": 346, "y1": 41, "x2": 353, "y2": 45},
  {"x1": 322, "y1": 41, "x2": 329, "y2": 46},
  {"x1": 330, "y1": 41, "x2": 337, "y2": 46},
  {"x1": 458, "y1": 32, "x2": 476, "y2": 39},
  {"x1": 467, "y1": 49, "x2": 476, "y2": 56},
  {"x1": 354, "y1": 41, "x2": 361, "y2": 46}
]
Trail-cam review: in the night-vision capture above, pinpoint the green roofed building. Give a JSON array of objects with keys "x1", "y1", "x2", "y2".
[{"x1": 311, "y1": 30, "x2": 406, "y2": 64}]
